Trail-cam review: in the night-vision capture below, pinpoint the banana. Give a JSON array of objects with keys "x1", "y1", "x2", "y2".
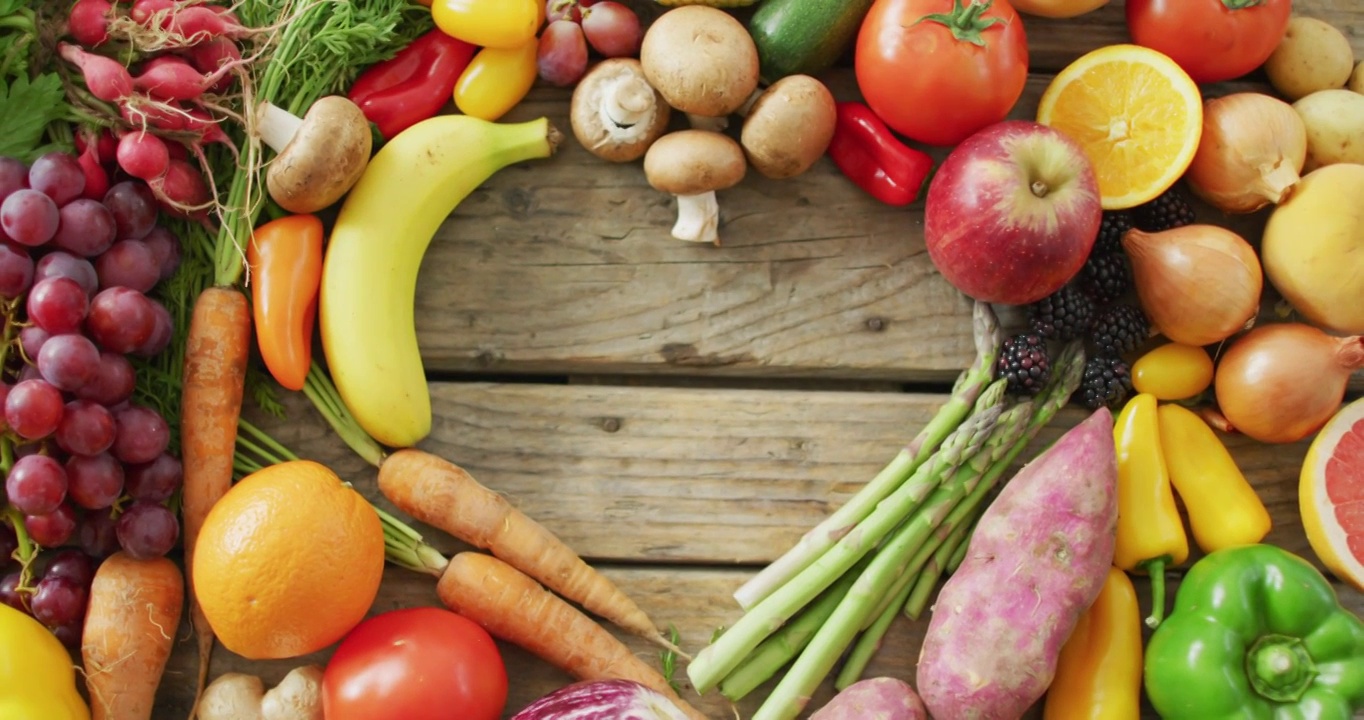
[{"x1": 319, "y1": 115, "x2": 562, "y2": 448}]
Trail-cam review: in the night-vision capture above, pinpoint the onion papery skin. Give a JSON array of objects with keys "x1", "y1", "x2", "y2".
[
  {"x1": 1123, "y1": 225, "x2": 1263, "y2": 347},
  {"x1": 1187, "y1": 93, "x2": 1307, "y2": 214}
]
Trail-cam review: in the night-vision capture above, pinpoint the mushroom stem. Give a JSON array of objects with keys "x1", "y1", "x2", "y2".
[
  {"x1": 735, "y1": 87, "x2": 765, "y2": 119},
  {"x1": 671, "y1": 191, "x2": 721, "y2": 245},
  {"x1": 601, "y1": 74, "x2": 657, "y2": 130},
  {"x1": 256, "y1": 101, "x2": 304, "y2": 154},
  {"x1": 686, "y1": 113, "x2": 729, "y2": 133}
]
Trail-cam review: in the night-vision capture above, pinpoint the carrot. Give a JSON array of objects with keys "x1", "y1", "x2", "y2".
[
  {"x1": 378, "y1": 448, "x2": 686, "y2": 658},
  {"x1": 438, "y1": 552, "x2": 708, "y2": 720},
  {"x1": 179, "y1": 285, "x2": 252, "y2": 712},
  {"x1": 82, "y1": 552, "x2": 185, "y2": 720}
]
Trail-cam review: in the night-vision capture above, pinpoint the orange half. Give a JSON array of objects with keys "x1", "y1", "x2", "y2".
[
  {"x1": 1036, "y1": 44, "x2": 1203, "y2": 210},
  {"x1": 1301, "y1": 397, "x2": 1364, "y2": 592}
]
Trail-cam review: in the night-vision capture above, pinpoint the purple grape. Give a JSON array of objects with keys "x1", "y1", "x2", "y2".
[
  {"x1": 27, "y1": 276, "x2": 89, "y2": 335},
  {"x1": 112, "y1": 405, "x2": 170, "y2": 464},
  {"x1": 142, "y1": 225, "x2": 181, "y2": 281},
  {"x1": 28, "y1": 153, "x2": 86, "y2": 206},
  {"x1": 42, "y1": 549, "x2": 95, "y2": 587},
  {"x1": 85, "y1": 286, "x2": 154, "y2": 353},
  {"x1": 37, "y1": 253, "x2": 100, "y2": 302},
  {"x1": 52, "y1": 198, "x2": 118, "y2": 257},
  {"x1": 30, "y1": 574, "x2": 86, "y2": 627},
  {"x1": 78, "y1": 510, "x2": 120, "y2": 558},
  {"x1": 96, "y1": 239, "x2": 159, "y2": 292},
  {"x1": 5, "y1": 378, "x2": 65, "y2": 440},
  {"x1": 17, "y1": 326, "x2": 49, "y2": 360},
  {"x1": 0, "y1": 572, "x2": 27, "y2": 613},
  {"x1": 115, "y1": 501, "x2": 179, "y2": 559},
  {"x1": 56, "y1": 400, "x2": 117, "y2": 458},
  {"x1": 73, "y1": 350, "x2": 135, "y2": 407},
  {"x1": 101, "y1": 181, "x2": 157, "y2": 240},
  {"x1": 65, "y1": 452, "x2": 124, "y2": 511},
  {"x1": 125, "y1": 453, "x2": 181, "y2": 503},
  {"x1": 37, "y1": 333, "x2": 101, "y2": 392},
  {"x1": 1, "y1": 189, "x2": 60, "y2": 246},
  {"x1": 0, "y1": 157, "x2": 29, "y2": 204},
  {"x1": 52, "y1": 620, "x2": 83, "y2": 648},
  {"x1": 132, "y1": 298, "x2": 172, "y2": 358},
  {"x1": 14, "y1": 363, "x2": 41, "y2": 384},
  {"x1": 25, "y1": 503, "x2": 77, "y2": 547},
  {"x1": 5, "y1": 453, "x2": 67, "y2": 515},
  {"x1": 0, "y1": 241, "x2": 33, "y2": 299}
]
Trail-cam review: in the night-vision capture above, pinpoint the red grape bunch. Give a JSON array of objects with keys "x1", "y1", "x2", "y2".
[
  {"x1": 0, "y1": 151, "x2": 184, "y2": 645},
  {"x1": 538, "y1": 0, "x2": 644, "y2": 87}
]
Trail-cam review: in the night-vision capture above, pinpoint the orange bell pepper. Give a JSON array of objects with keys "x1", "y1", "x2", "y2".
[
  {"x1": 246, "y1": 214, "x2": 324, "y2": 392},
  {"x1": 454, "y1": 39, "x2": 539, "y2": 121}
]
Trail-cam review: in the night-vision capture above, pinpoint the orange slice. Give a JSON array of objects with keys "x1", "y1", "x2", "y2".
[
  {"x1": 1301, "y1": 396, "x2": 1364, "y2": 592},
  {"x1": 1036, "y1": 44, "x2": 1203, "y2": 210}
]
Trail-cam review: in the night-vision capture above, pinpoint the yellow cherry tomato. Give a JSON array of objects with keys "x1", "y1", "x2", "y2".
[
  {"x1": 454, "y1": 40, "x2": 539, "y2": 121},
  {"x1": 432, "y1": 0, "x2": 541, "y2": 50},
  {"x1": 1132, "y1": 342, "x2": 1214, "y2": 400}
]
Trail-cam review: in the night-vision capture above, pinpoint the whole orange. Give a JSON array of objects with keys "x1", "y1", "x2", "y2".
[{"x1": 191, "y1": 459, "x2": 386, "y2": 660}]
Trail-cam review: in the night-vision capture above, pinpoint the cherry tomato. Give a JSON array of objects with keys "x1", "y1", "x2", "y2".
[
  {"x1": 854, "y1": 0, "x2": 1028, "y2": 147},
  {"x1": 322, "y1": 607, "x2": 508, "y2": 720},
  {"x1": 1126, "y1": 0, "x2": 1291, "y2": 83}
]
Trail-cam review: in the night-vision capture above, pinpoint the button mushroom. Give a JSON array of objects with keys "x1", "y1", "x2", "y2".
[
  {"x1": 639, "y1": 6, "x2": 759, "y2": 132},
  {"x1": 740, "y1": 74, "x2": 838, "y2": 180},
  {"x1": 643, "y1": 129, "x2": 746, "y2": 246},
  {"x1": 570, "y1": 58, "x2": 672, "y2": 163},
  {"x1": 256, "y1": 95, "x2": 373, "y2": 214}
]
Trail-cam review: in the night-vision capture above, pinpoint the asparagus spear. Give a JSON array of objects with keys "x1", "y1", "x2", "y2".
[
  {"x1": 946, "y1": 521, "x2": 972, "y2": 574},
  {"x1": 733, "y1": 302, "x2": 1003, "y2": 610},
  {"x1": 687, "y1": 390, "x2": 1005, "y2": 694},
  {"x1": 902, "y1": 517, "x2": 974, "y2": 621}
]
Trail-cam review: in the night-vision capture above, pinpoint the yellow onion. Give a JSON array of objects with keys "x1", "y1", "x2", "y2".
[
  {"x1": 1122, "y1": 225, "x2": 1262, "y2": 347},
  {"x1": 1186, "y1": 93, "x2": 1306, "y2": 214},
  {"x1": 1215, "y1": 323, "x2": 1364, "y2": 444}
]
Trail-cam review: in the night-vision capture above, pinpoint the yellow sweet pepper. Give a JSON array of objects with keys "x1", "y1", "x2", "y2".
[
  {"x1": 0, "y1": 602, "x2": 90, "y2": 719},
  {"x1": 1043, "y1": 567, "x2": 1143, "y2": 720},
  {"x1": 1112, "y1": 392, "x2": 1188, "y2": 628},
  {"x1": 431, "y1": 0, "x2": 541, "y2": 49},
  {"x1": 1157, "y1": 403, "x2": 1272, "y2": 553},
  {"x1": 454, "y1": 39, "x2": 539, "y2": 121}
]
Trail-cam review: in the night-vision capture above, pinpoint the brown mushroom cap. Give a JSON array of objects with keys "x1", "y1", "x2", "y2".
[
  {"x1": 639, "y1": 6, "x2": 759, "y2": 119},
  {"x1": 740, "y1": 75, "x2": 838, "y2": 180},
  {"x1": 644, "y1": 130, "x2": 747, "y2": 196},
  {"x1": 570, "y1": 59, "x2": 672, "y2": 163},
  {"x1": 266, "y1": 95, "x2": 373, "y2": 214}
]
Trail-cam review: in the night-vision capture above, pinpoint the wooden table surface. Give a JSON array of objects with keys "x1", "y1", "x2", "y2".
[{"x1": 151, "y1": 2, "x2": 1364, "y2": 717}]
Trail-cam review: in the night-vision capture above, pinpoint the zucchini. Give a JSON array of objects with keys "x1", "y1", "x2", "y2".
[{"x1": 749, "y1": 0, "x2": 876, "y2": 85}]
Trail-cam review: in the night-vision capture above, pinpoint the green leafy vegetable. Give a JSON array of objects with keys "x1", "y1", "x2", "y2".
[{"x1": 0, "y1": 74, "x2": 67, "y2": 161}]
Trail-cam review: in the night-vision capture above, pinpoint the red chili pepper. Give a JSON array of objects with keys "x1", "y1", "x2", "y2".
[
  {"x1": 826, "y1": 101, "x2": 935, "y2": 207},
  {"x1": 348, "y1": 28, "x2": 477, "y2": 139}
]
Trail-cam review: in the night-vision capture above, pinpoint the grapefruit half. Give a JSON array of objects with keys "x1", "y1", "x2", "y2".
[{"x1": 1301, "y1": 396, "x2": 1364, "y2": 591}]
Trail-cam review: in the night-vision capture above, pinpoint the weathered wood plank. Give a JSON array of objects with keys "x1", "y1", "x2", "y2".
[
  {"x1": 255, "y1": 381, "x2": 1333, "y2": 574},
  {"x1": 151, "y1": 563, "x2": 1364, "y2": 719}
]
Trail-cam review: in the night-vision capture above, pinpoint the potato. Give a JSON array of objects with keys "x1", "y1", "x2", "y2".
[
  {"x1": 810, "y1": 678, "x2": 928, "y2": 720},
  {"x1": 1351, "y1": 61, "x2": 1364, "y2": 94},
  {"x1": 916, "y1": 408, "x2": 1118, "y2": 720},
  {"x1": 1293, "y1": 89, "x2": 1364, "y2": 170},
  {"x1": 1265, "y1": 17, "x2": 1355, "y2": 101}
]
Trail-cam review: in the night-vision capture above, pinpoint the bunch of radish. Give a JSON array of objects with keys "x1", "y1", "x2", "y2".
[{"x1": 57, "y1": 0, "x2": 261, "y2": 220}]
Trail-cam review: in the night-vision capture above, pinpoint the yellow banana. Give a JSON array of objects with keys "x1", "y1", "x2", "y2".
[{"x1": 319, "y1": 114, "x2": 562, "y2": 448}]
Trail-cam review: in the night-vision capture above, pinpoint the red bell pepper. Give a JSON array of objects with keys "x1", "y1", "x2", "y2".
[
  {"x1": 348, "y1": 28, "x2": 477, "y2": 139},
  {"x1": 826, "y1": 101, "x2": 935, "y2": 206}
]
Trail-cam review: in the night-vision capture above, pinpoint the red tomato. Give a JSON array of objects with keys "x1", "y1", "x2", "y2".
[
  {"x1": 855, "y1": 0, "x2": 1028, "y2": 148},
  {"x1": 1126, "y1": 0, "x2": 1291, "y2": 83},
  {"x1": 322, "y1": 607, "x2": 508, "y2": 720}
]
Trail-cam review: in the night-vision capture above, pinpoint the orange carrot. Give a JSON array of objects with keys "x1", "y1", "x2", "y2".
[
  {"x1": 179, "y1": 285, "x2": 252, "y2": 709},
  {"x1": 378, "y1": 448, "x2": 685, "y2": 657},
  {"x1": 438, "y1": 552, "x2": 707, "y2": 720},
  {"x1": 82, "y1": 552, "x2": 184, "y2": 720}
]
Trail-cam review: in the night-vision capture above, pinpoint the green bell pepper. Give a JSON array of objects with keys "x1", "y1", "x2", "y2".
[{"x1": 1145, "y1": 544, "x2": 1364, "y2": 719}]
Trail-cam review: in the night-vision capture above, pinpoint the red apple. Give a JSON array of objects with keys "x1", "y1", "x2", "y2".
[{"x1": 923, "y1": 119, "x2": 1102, "y2": 306}]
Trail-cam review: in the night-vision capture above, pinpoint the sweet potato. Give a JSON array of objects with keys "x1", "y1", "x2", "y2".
[
  {"x1": 810, "y1": 678, "x2": 928, "y2": 720},
  {"x1": 915, "y1": 408, "x2": 1118, "y2": 720}
]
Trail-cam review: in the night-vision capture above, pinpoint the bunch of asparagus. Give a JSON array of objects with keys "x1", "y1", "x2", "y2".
[{"x1": 685, "y1": 302, "x2": 1087, "y2": 720}]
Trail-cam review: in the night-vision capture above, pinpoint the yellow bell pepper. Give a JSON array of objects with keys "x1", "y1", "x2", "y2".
[
  {"x1": 454, "y1": 39, "x2": 539, "y2": 122},
  {"x1": 1043, "y1": 567, "x2": 1143, "y2": 720},
  {"x1": 432, "y1": 0, "x2": 541, "y2": 50},
  {"x1": 0, "y1": 603, "x2": 90, "y2": 719},
  {"x1": 1157, "y1": 403, "x2": 1272, "y2": 553},
  {"x1": 1112, "y1": 392, "x2": 1188, "y2": 629}
]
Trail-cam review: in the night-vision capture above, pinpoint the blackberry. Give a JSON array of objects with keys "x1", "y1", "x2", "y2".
[
  {"x1": 1091, "y1": 303, "x2": 1150, "y2": 357},
  {"x1": 1093, "y1": 211, "x2": 1134, "y2": 255},
  {"x1": 996, "y1": 333, "x2": 1051, "y2": 396},
  {"x1": 1133, "y1": 185, "x2": 1197, "y2": 232},
  {"x1": 1079, "y1": 355, "x2": 1133, "y2": 410},
  {"x1": 1078, "y1": 252, "x2": 1132, "y2": 306},
  {"x1": 1027, "y1": 284, "x2": 1095, "y2": 341}
]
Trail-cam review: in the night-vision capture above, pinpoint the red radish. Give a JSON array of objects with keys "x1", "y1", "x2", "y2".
[
  {"x1": 96, "y1": 129, "x2": 119, "y2": 166},
  {"x1": 166, "y1": 140, "x2": 189, "y2": 162},
  {"x1": 168, "y1": 6, "x2": 250, "y2": 40},
  {"x1": 68, "y1": 0, "x2": 115, "y2": 46},
  {"x1": 121, "y1": 94, "x2": 190, "y2": 131},
  {"x1": 132, "y1": 54, "x2": 228, "y2": 101},
  {"x1": 116, "y1": 131, "x2": 171, "y2": 181},
  {"x1": 58, "y1": 43, "x2": 133, "y2": 102},
  {"x1": 76, "y1": 149, "x2": 110, "y2": 202},
  {"x1": 129, "y1": 0, "x2": 176, "y2": 26},
  {"x1": 184, "y1": 36, "x2": 240, "y2": 92},
  {"x1": 183, "y1": 107, "x2": 233, "y2": 149},
  {"x1": 148, "y1": 159, "x2": 211, "y2": 219}
]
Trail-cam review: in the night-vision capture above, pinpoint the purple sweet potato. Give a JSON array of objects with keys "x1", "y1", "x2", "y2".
[
  {"x1": 915, "y1": 408, "x2": 1118, "y2": 720},
  {"x1": 810, "y1": 678, "x2": 928, "y2": 720}
]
